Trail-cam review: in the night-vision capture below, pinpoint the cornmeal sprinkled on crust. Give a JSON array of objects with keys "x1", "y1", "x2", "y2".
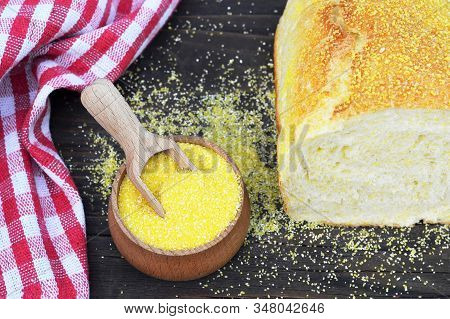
[{"x1": 277, "y1": 0, "x2": 448, "y2": 124}]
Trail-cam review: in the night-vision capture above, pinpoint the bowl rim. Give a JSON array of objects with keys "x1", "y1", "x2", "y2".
[{"x1": 110, "y1": 135, "x2": 246, "y2": 256}]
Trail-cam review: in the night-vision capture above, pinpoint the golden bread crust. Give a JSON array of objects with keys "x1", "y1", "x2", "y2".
[{"x1": 275, "y1": 0, "x2": 449, "y2": 131}]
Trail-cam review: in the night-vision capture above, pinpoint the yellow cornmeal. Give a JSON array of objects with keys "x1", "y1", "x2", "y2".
[{"x1": 118, "y1": 143, "x2": 242, "y2": 251}]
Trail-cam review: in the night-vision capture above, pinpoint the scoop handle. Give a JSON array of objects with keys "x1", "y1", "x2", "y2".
[{"x1": 80, "y1": 79, "x2": 155, "y2": 151}]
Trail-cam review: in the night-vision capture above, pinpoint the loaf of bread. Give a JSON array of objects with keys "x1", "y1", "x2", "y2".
[{"x1": 275, "y1": 0, "x2": 449, "y2": 226}]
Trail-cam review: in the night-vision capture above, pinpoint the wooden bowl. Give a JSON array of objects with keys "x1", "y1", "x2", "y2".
[{"x1": 108, "y1": 136, "x2": 251, "y2": 281}]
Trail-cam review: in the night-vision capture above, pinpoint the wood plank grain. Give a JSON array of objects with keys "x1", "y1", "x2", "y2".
[{"x1": 49, "y1": 0, "x2": 449, "y2": 298}]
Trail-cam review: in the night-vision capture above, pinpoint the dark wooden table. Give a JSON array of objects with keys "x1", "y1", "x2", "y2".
[{"x1": 49, "y1": 0, "x2": 449, "y2": 298}]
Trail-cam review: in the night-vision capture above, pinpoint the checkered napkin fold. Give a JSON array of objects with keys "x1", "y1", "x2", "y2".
[{"x1": 0, "y1": 0, "x2": 179, "y2": 298}]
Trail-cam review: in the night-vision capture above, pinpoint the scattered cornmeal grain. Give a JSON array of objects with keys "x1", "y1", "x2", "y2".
[{"x1": 117, "y1": 143, "x2": 241, "y2": 251}]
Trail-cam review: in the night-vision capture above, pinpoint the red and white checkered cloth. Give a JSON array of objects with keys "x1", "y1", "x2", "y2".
[{"x1": 0, "y1": 0, "x2": 179, "y2": 298}]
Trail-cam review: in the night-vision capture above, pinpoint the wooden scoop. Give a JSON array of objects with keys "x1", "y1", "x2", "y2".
[{"x1": 80, "y1": 79, "x2": 196, "y2": 218}]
